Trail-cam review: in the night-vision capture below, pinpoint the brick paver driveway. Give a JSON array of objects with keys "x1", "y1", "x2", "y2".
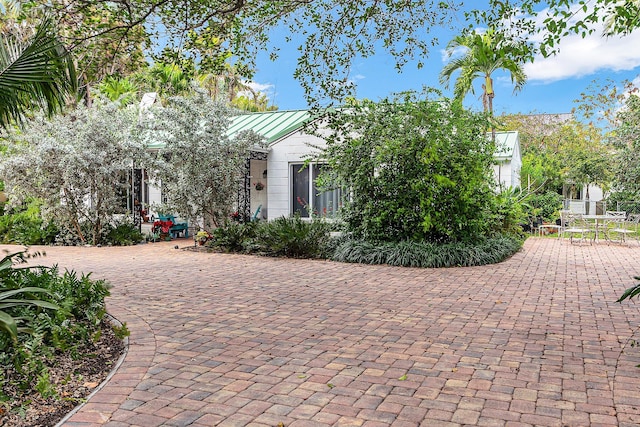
[{"x1": 8, "y1": 238, "x2": 640, "y2": 426}]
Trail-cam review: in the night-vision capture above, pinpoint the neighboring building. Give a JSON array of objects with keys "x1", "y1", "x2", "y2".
[
  {"x1": 506, "y1": 112, "x2": 605, "y2": 214},
  {"x1": 563, "y1": 183, "x2": 605, "y2": 215},
  {"x1": 143, "y1": 110, "x2": 523, "y2": 222},
  {"x1": 493, "y1": 130, "x2": 522, "y2": 189}
]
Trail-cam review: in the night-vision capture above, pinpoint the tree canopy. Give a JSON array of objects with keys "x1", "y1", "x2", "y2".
[
  {"x1": 0, "y1": 100, "x2": 143, "y2": 245},
  {"x1": 2, "y1": 1, "x2": 637, "y2": 106},
  {"x1": 469, "y1": 1, "x2": 640, "y2": 58},
  {"x1": 499, "y1": 112, "x2": 614, "y2": 198},
  {"x1": 141, "y1": 87, "x2": 262, "y2": 231},
  {"x1": 610, "y1": 93, "x2": 640, "y2": 197}
]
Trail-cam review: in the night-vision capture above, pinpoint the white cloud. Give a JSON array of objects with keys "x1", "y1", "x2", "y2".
[
  {"x1": 245, "y1": 81, "x2": 274, "y2": 93},
  {"x1": 524, "y1": 31, "x2": 640, "y2": 82},
  {"x1": 523, "y1": 5, "x2": 640, "y2": 82},
  {"x1": 237, "y1": 80, "x2": 276, "y2": 101},
  {"x1": 440, "y1": 45, "x2": 468, "y2": 62}
]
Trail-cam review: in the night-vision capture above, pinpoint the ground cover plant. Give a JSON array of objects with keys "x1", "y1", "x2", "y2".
[
  {"x1": 332, "y1": 234, "x2": 523, "y2": 268},
  {"x1": 0, "y1": 250, "x2": 125, "y2": 426},
  {"x1": 206, "y1": 217, "x2": 523, "y2": 267}
]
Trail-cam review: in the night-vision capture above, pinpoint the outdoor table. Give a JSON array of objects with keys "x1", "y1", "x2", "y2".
[{"x1": 583, "y1": 214, "x2": 621, "y2": 242}]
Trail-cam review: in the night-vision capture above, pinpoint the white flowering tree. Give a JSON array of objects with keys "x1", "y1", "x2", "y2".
[
  {"x1": 142, "y1": 88, "x2": 261, "y2": 231},
  {"x1": 0, "y1": 100, "x2": 146, "y2": 245}
]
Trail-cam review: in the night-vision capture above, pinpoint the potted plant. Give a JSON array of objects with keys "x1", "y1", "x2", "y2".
[
  {"x1": 195, "y1": 230, "x2": 212, "y2": 246},
  {"x1": 152, "y1": 219, "x2": 173, "y2": 241}
]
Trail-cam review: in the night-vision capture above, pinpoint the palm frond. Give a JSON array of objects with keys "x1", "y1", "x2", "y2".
[
  {"x1": 439, "y1": 29, "x2": 528, "y2": 112},
  {"x1": 0, "y1": 16, "x2": 77, "y2": 127}
]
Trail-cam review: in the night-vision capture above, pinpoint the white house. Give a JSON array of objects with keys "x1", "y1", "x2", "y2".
[
  {"x1": 143, "y1": 110, "x2": 523, "y2": 222},
  {"x1": 493, "y1": 130, "x2": 522, "y2": 190}
]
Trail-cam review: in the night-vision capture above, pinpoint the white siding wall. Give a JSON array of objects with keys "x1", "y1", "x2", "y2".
[
  {"x1": 493, "y1": 140, "x2": 522, "y2": 189},
  {"x1": 266, "y1": 131, "x2": 327, "y2": 220},
  {"x1": 511, "y1": 141, "x2": 522, "y2": 188},
  {"x1": 147, "y1": 181, "x2": 162, "y2": 218},
  {"x1": 493, "y1": 162, "x2": 512, "y2": 189},
  {"x1": 587, "y1": 185, "x2": 604, "y2": 201}
]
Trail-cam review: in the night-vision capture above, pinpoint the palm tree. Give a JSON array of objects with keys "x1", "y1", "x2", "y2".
[
  {"x1": 439, "y1": 30, "x2": 527, "y2": 117},
  {"x1": 0, "y1": 17, "x2": 77, "y2": 127},
  {"x1": 98, "y1": 75, "x2": 139, "y2": 106}
]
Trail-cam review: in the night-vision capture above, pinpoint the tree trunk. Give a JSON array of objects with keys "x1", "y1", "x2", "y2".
[{"x1": 485, "y1": 75, "x2": 495, "y2": 141}]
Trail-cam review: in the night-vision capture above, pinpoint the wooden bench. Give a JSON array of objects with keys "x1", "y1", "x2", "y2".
[{"x1": 158, "y1": 215, "x2": 189, "y2": 238}]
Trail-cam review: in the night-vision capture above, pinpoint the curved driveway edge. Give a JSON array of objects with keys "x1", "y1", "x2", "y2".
[{"x1": 7, "y1": 238, "x2": 640, "y2": 427}]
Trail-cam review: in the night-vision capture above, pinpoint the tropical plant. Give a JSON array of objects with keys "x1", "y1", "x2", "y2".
[
  {"x1": 617, "y1": 276, "x2": 640, "y2": 303},
  {"x1": 104, "y1": 221, "x2": 144, "y2": 246},
  {"x1": 0, "y1": 251, "x2": 58, "y2": 341},
  {"x1": 97, "y1": 75, "x2": 139, "y2": 106},
  {"x1": 132, "y1": 62, "x2": 191, "y2": 100},
  {"x1": 0, "y1": 250, "x2": 116, "y2": 415},
  {"x1": 208, "y1": 221, "x2": 258, "y2": 252},
  {"x1": 0, "y1": 16, "x2": 76, "y2": 127},
  {"x1": 440, "y1": 29, "x2": 527, "y2": 120},
  {"x1": 253, "y1": 216, "x2": 333, "y2": 258}
]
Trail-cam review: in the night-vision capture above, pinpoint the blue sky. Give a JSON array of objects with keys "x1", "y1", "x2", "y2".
[{"x1": 247, "y1": 7, "x2": 640, "y2": 117}]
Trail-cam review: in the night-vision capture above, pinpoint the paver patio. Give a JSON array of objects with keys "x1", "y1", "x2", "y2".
[{"x1": 6, "y1": 237, "x2": 640, "y2": 426}]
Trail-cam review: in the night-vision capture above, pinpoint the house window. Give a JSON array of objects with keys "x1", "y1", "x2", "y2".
[
  {"x1": 291, "y1": 163, "x2": 342, "y2": 218},
  {"x1": 116, "y1": 169, "x2": 149, "y2": 212}
]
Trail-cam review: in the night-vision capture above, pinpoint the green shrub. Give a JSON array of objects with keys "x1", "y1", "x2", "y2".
[
  {"x1": 104, "y1": 221, "x2": 144, "y2": 246},
  {"x1": 525, "y1": 191, "x2": 563, "y2": 222},
  {"x1": 0, "y1": 251, "x2": 112, "y2": 400},
  {"x1": 492, "y1": 187, "x2": 529, "y2": 236},
  {"x1": 321, "y1": 94, "x2": 497, "y2": 243},
  {"x1": 206, "y1": 216, "x2": 334, "y2": 259},
  {"x1": 207, "y1": 220, "x2": 258, "y2": 252},
  {"x1": 332, "y1": 234, "x2": 523, "y2": 268},
  {"x1": 253, "y1": 216, "x2": 333, "y2": 258},
  {"x1": 0, "y1": 200, "x2": 58, "y2": 245}
]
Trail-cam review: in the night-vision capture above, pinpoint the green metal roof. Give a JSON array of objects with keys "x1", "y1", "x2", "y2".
[
  {"x1": 227, "y1": 110, "x2": 312, "y2": 144},
  {"x1": 147, "y1": 108, "x2": 519, "y2": 160}
]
